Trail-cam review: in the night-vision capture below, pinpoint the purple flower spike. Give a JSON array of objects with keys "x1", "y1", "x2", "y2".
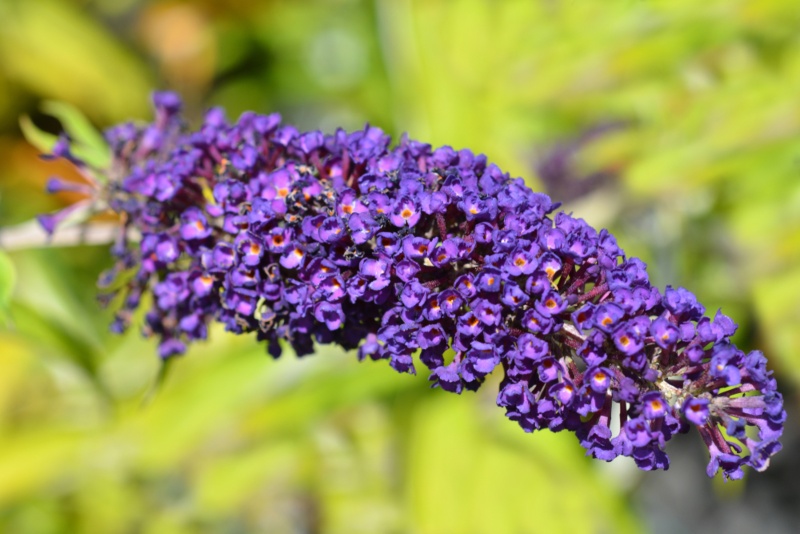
[{"x1": 39, "y1": 91, "x2": 784, "y2": 481}]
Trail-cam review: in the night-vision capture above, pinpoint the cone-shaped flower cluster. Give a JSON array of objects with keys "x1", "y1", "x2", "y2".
[{"x1": 41, "y1": 93, "x2": 784, "y2": 479}]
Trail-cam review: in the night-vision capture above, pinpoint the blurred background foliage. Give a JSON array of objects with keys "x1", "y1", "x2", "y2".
[{"x1": 0, "y1": 0, "x2": 799, "y2": 532}]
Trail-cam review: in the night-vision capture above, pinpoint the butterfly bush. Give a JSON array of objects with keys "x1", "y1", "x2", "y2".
[{"x1": 40, "y1": 92, "x2": 785, "y2": 480}]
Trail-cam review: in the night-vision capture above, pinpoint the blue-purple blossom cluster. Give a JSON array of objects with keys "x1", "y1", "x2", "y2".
[{"x1": 41, "y1": 92, "x2": 784, "y2": 480}]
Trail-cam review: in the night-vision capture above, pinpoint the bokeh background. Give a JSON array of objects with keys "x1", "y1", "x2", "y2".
[{"x1": 1, "y1": 0, "x2": 799, "y2": 533}]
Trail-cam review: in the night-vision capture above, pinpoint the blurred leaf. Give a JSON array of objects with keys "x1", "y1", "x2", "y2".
[
  {"x1": 194, "y1": 441, "x2": 300, "y2": 516},
  {"x1": 18, "y1": 114, "x2": 58, "y2": 155},
  {"x1": 0, "y1": 250, "x2": 14, "y2": 322},
  {"x1": 406, "y1": 393, "x2": 642, "y2": 534},
  {"x1": 0, "y1": 335, "x2": 31, "y2": 420},
  {"x1": 19, "y1": 103, "x2": 112, "y2": 169},
  {"x1": 0, "y1": 431, "x2": 84, "y2": 503},
  {"x1": 0, "y1": 0, "x2": 152, "y2": 123},
  {"x1": 7, "y1": 250, "x2": 111, "y2": 398},
  {"x1": 140, "y1": 357, "x2": 173, "y2": 407},
  {"x1": 753, "y1": 269, "x2": 800, "y2": 386},
  {"x1": 41, "y1": 100, "x2": 111, "y2": 169}
]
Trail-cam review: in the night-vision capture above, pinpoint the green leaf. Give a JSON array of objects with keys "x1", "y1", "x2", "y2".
[
  {"x1": 18, "y1": 114, "x2": 58, "y2": 154},
  {"x1": 0, "y1": 0, "x2": 153, "y2": 123},
  {"x1": 753, "y1": 269, "x2": 800, "y2": 387},
  {"x1": 0, "y1": 250, "x2": 15, "y2": 325},
  {"x1": 41, "y1": 100, "x2": 111, "y2": 169},
  {"x1": 140, "y1": 358, "x2": 174, "y2": 407}
]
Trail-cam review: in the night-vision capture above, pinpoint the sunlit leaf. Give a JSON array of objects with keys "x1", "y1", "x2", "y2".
[
  {"x1": 18, "y1": 114, "x2": 59, "y2": 154},
  {"x1": 0, "y1": 250, "x2": 14, "y2": 316},
  {"x1": 41, "y1": 100, "x2": 111, "y2": 169}
]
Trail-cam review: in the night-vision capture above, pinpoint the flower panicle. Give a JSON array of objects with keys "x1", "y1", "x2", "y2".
[{"x1": 41, "y1": 91, "x2": 784, "y2": 480}]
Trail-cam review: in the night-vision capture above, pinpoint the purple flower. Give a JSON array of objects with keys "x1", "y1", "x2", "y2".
[
  {"x1": 390, "y1": 196, "x2": 421, "y2": 227},
  {"x1": 650, "y1": 314, "x2": 679, "y2": 349},
  {"x1": 683, "y1": 397, "x2": 710, "y2": 426},
  {"x1": 585, "y1": 367, "x2": 611, "y2": 394},
  {"x1": 400, "y1": 280, "x2": 429, "y2": 308},
  {"x1": 359, "y1": 257, "x2": 391, "y2": 290},
  {"x1": 593, "y1": 303, "x2": 624, "y2": 333},
  {"x1": 349, "y1": 212, "x2": 378, "y2": 245},
  {"x1": 457, "y1": 312, "x2": 483, "y2": 337},
  {"x1": 454, "y1": 274, "x2": 477, "y2": 299},
  {"x1": 179, "y1": 208, "x2": 211, "y2": 240},
  {"x1": 475, "y1": 268, "x2": 502, "y2": 293},
  {"x1": 423, "y1": 294, "x2": 445, "y2": 322},
  {"x1": 642, "y1": 391, "x2": 668, "y2": 419},
  {"x1": 280, "y1": 246, "x2": 306, "y2": 269},
  {"x1": 571, "y1": 303, "x2": 595, "y2": 331},
  {"x1": 314, "y1": 301, "x2": 344, "y2": 330},
  {"x1": 505, "y1": 248, "x2": 538, "y2": 276},
  {"x1": 612, "y1": 323, "x2": 644, "y2": 355},
  {"x1": 38, "y1": 92, "x2": 783, "y2": 481},
  {"x1": 457, "y1": 193, "x2": 496, "y2": 222},
  {"x1": 473, "y1": 299, "x2": 502, "y2": 326},
  {"x1": 501, "y1": 282, "x2": 529, "y2": 308},
  {"x1": 534, "y1": 290, "x2": 567, "y2": 317},
  {"x1": 418, "y1": 324, "x2": 447, "y2": 349},
  {"x1": 402, "y1": 235, "x2": 432, "y2": 261},
  {"x1": 236, "y1": 235, "x2": 264, "y2": 267},
  {"x1": 439, "y1": 290, "x2": 462, "y2": 316}
]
